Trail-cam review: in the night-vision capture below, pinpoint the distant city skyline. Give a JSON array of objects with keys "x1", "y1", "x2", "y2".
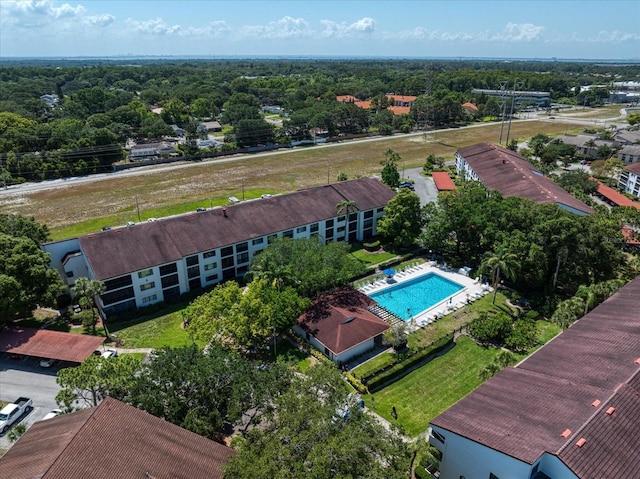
[{"x1": 1, "y1": 0, "x2": 639, "y2": 60}]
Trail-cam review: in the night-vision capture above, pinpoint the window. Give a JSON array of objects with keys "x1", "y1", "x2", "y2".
[
  {"x1": 252, "y1": 237, "x2": 264, "y2": 246},
  {"x1": 102, "y1": 287, "x2": 135, "y2": 306},
  {"x1": 205, "y1": 273, "x2": 218, "y2": 282},
  {"x1": 141, "y1": 294, "x2": 157, "y2": 304},
  {"x1": 349, "y1": 212, "x2": 357, "y2": 222},
  {"x1": 161, "y1": 274, "x2": 179, "y2": 289},
  {"x1": 310, "y1": 223, "x2": 319, "y2": 233},
  {"x1": 159, "y1": 263, "x2": 177, "y2": 276},
  {"x1": 138, "y1": 269, "x2": 153, "y2": 279},
  {"x1": 364, "y1": 219, "x2": 373, "y2": 229},
  {"x1": 364, "y1": 210, "x2": 374, "y2": 219},
  {"x1": 296, "y1": 226, "x2": 307, "y2": 234},
  {"x1": 235, "y1": 242, "x2": 248, "y2": 253},
  {"x1": 188, "y1": 278, "x2": 201, "y2": 290},
  {"x1": 203, "y1": 250, "x2": 216, "y2": 258},
  {"x1": 204, "y1": 262, "x2": 217, "y2": 271},
  {"x1": 283, "y1": 230, "x2": 293, "y2": 238},
  {"x1": 431, "y1": 430, "x2": 446, "y2": 444},
  {"x1": 186, "y1": 255, "x2": 199, "y2": 267},
  {"x1": 337, "y1": 226, "x2": 346, "y2": 233},
  {"x1": 163, "y1": 286, "x2": 180, "y2": 298},
  {"x1": 268, "y1": 234, "x2": 278, "y2": 243},
  {"x1": 187, "y1": 265, "x2": 200, "y2": 279},
  {"x1": 104, "y1": 275, "x2": 133, "y2": 291},
  {"x1": 326, "y1": 219, "x2": 334, "y2": 227},
  {"x1": 222, "y1": 256, "x2": 235, "y2": 268},
  {"x1": 66, "y1": 271, "x2": 74, "y2": 278},
  {"x1": 221, "y1": 246, "x2": 234, "y2": 257},
  {"x1": 140, "y1": 282, "x2": 155, "y2": 291},
  {"x1": 337, "y1": 215, "x2": 345, "y2": 222},
  {"x1": 236, "y1": 252, "x2": 249, "y2": 264},
  {"x1": 377, "y1": 207, "x2": 384, "y2": 213}
]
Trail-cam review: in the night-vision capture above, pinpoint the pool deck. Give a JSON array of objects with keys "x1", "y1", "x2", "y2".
[{"x1": 358, "y1": 261, "x2": 492, "y2": 331}]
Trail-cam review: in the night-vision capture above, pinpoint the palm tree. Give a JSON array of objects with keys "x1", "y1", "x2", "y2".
[
  {"x1": 479, "y1": 246, "x2": 520, "y2": 304},
  {"x1": 575, "y1": 284, "x2": 596, "y2": 316},
  {"x1": 72, "y1": 277, "x2": 106, "y2": 336},
  {"x1": 335, "y1": 199, "x2": 357, "y2": 216}
]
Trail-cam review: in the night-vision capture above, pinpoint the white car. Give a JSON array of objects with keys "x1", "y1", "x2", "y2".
[
  {"x1": 39, "y1": 358, "x2": 56, "y2": 368},
  {"x1": 101, "y1": 349, "x2": 118, "y2": 358},
  {"x1": 41, "y1": 409, "x2": 62, "y2": 421}
]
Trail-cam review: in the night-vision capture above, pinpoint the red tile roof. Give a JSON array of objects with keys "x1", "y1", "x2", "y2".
[
  {"x1": 354, "y1": 100, "x2": 372, "y2": 109},
  {"x1": 336, "y1": 95, "x2": 359, "y2": 103},
  {"x1": 457, "y1": 143, "x2": 593, "y2": 214},
  {"x1": 387, "y1": 106, "x2": 411, "y2": 115},
  {"x1": 432, "y1": 276, "x2": 640, "y2": 476},
  {"x1": 0, "y1": 397, "x2": 234, "y2": 479},
  {"x1": 76, "y1": 178, "x2": 395, "y2": 280},
  {"x1": 462, "y1": 102, "x2": 478, "y2": 112},
  {"x1": 595, "y1": 180, "x2": 640, "y2": 210},
  {"x1": 0, "y1": 328, "x2": 105, "y2": 362},
  {"x1": 622, "y1": 225, "x2": 640, "y2": 245},
  {"x1": 386, "y1": 94, "x2": 417, "y2": 103},
  {"x1": 431, "y1": 171, "x2": 456, "y2": 191},
  {"x1": 297, "y1": 287, "x2": 389, "y2": 355}
]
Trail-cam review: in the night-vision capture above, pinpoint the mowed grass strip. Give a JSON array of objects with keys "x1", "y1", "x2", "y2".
[
  {"x1": 1, "y1": 120, "x2": 586, "y2": 235},
  {"x1": 363, "y1": 336, "x2": 500, "y2": 437},
  {"x1": 109, "y1": 309, "x2": 198, "y2": 349}
]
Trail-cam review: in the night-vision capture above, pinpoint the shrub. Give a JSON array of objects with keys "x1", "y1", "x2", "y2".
[
  {"x1": 363, "y1": 240, "x2": 381, "y2": 251},
  {"x1": 345, "y1": 372, "x2": 368, "y2": 394}
]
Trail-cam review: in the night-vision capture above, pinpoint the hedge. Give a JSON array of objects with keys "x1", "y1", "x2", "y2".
[
  {"x1": 363, "y1": 334, "x2": 454, "y2": 391},
  {"x1": 345, "y1": 372, "x2": 368, "y2": 394}
]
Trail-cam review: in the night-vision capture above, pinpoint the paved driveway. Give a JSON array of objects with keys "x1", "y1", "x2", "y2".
[
  {"x1": 405, "y1": 167, "x2": 438, "y2": 206},
  {"x1": 0, "y1": 355, "x2": 62, "y2": 450}
]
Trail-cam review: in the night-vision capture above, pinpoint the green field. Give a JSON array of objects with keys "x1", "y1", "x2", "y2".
[{"x1": 363, "y1": 336, "x2": 500, "y2": 437}]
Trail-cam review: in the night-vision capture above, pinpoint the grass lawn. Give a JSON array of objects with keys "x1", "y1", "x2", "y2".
[
  {"x1": 0, "y1": 119, "x2": 587, "y2": 235},
  {"x1": 363, "y1": 336, "x2": 500, "y2": 437},
  {"x1": 353, "y1": 351, "x2": 397, "y2": 378},
  {"x1": 350, "y1": 248, "x2": 398, "y2": 268},
  {"x1": 275, "y1": 341, "x2": 313, "y2": 373},
  {"x1": 108, "y1": 308, "x2": 198, "y2": 349}
]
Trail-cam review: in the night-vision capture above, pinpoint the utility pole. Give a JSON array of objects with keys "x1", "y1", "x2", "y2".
[
  {"x1": 505, "y1": 80, "x2": 522, "y2": 146},
  {"x1": 498, "y1": 80, "x2": 509, "y2": 145}
]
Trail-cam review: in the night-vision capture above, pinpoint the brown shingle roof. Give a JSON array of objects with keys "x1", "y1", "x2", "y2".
[
  {"x1": 457, "y1": 143, "x2": 593, "y2": 214},
  {"x1": 432, "y1": 275, "x2": 640, "y2": 475},
  {"x1": 297, "y1": 287, "x2": 389, "y2": 355},
  {"x1": 0, "y1": 328, "x2": 105, "y2": 362},
  {"x1": 78, "y1": 177, "x2": 395, "y2": 280},
  {"x1": 0, "y1": 397, "x2": 234, "y2": 479}
]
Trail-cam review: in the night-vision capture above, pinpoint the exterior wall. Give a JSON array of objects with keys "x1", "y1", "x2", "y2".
[
  {"x1": 42, "y1": 239, "x2": 84, "y2": 282},
  {"x1": 292, "y1": 325, "x2": 377, "y2": 365},
  {"x1": 535, "y1": 453, "x2": 579, "y2": 479},
  {"x1": 619, "y1": 170, "x2": 640, "y2": 199},
  {"x1": 63, "y1": 255, "x2": 90, "y2": 286},
  {"x1": 429, "y1": 426, "x2": 533, "y2": 479},
  {"x1": 455, "y1": 153, "x2": 479, "y2": 182},
  {"x1": 44, "y1": 206, "x2": 387, "y2": 317}
]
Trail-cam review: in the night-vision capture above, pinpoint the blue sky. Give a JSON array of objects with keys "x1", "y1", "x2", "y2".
[{"x1": 1, "y1": 0, "x2": 639, "y2": 59}]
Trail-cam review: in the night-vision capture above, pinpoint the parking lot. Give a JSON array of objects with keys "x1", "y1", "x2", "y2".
[{"x1": 0, "y1": 354, "x2": 63, "y2": 451}]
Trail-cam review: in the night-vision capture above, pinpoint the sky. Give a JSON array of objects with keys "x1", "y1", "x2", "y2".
[{"x1": 1, "y1": 0, "x2": 639, "y2": 60}]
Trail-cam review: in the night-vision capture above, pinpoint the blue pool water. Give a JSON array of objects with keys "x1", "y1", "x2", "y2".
[{"x1": 369, "y1": 272, "x2": 464, "y2": 320}]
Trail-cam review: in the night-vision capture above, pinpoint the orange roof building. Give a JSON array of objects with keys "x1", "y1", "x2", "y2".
[{"x1": 432, "y1": 171, "x2": 456, "y2": 191}]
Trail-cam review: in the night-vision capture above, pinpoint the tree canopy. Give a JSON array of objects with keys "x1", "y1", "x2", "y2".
[
  {"x1": 377, "y1": 188, "x2": 424, "y2": 248},
  {"x1": 225, "y1": 363, "x2": 412, "y2": 478}
]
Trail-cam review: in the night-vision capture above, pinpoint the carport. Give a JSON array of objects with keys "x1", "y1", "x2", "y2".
[
  {"x1": 432, "y1": 171, "x2": 456, "y2": 192},
  {"x1": 0, "y1": 328, "x2": 105, "y2": 363}
]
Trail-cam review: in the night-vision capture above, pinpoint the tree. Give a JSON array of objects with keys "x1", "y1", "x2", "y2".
[
  {"x1": 115, "y1": 344, "x2": 292, "y2": 442},
  {"x1": 72, "y1": 277, "x2": 106, "y2": 336},
  {"x1": 184, "y1": 279, "x2": 309, "y2": 351},
  {"x1": 225, "y1": 363, "x2": 412, "y2": 478},
  {"x1": 335, "y1": 199, "x2": 357, "y2": 216},
  {"x1": 468, "y1": 311, "x2": 513, "y2": 344},
  {"x1": 529, "y1": 133, "x2": 551, "y2": 158},
  {"x1": 384, "y1": 321, "x2": 408, "y2": 350},
  {"x1": 377, "y1": 189, "x2": 423, "y2": 249},
  {"x1": 479, "y1": 245, "x2": 520, "y2": 304},
  {"x1": 56, "y1": 354, "x2": 141, "y2": 411},
  {"x1": 380, "y1": 149, "x2": 401, "y2": 188},
  {"x1": 248, "y1": 237, "x2": 367, "y2": 297}
]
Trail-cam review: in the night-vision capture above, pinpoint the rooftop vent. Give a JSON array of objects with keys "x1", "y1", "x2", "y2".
[
  {"x1": 592, "y1": 399, "x2": 601, "y2": 407},
  {"x1": 576, "y1": 438, "x2": 587, "y2": 448},
  {"x1": 606, "y1": 407, "x2": 615, "y2": 415},
  {"x1": 561, "y1": 429, "x2": 572, "y2": 438},
  {"x1": 342, "y1": 317, "x2": 356, "y2": 324}
]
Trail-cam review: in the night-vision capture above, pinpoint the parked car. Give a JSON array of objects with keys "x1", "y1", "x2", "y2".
[
  {"x1": 398, "y1": 181, "x2": 415, "y2": 190},
  {"x1": 39, "y1": 358, "x2": 56, "y2": 368},
  {"x1": 261, "y1": 194, "x2": 273, "y2": 199},
  {"x1": 101, "y1": 349, "x2": 118, "y2": 358},
  {"x1": 0, "y1": 397, "x2": 33, "y2": 433},
  {"x1": 41, "y1": 409, "x2": 62, "y2": 421},
  {"x1": 196, "y1": 207, "x2": 206, "y2": 212}
]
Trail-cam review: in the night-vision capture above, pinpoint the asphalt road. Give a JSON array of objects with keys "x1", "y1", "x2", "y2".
[
  {"x1": 405, "y1": 167, "x2": 438, "y2": 206},
  {"x1": 0, "y1": 355, "x2": 62, "y2": 450}
]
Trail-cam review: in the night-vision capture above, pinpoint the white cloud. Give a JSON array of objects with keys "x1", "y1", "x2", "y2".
[
  {"x1": 237, "y1": 16, "x2": 312, "y2": 39},
  {"x1": 126, "y1": 17, "x2": 181, "y2": 35},
  {"x1": 85, "y1": 13, "x2": 115, "y2": 27},
  {"x1": 396, "y1": 27, "x2": 473, "y2": 42},
  {"x1": 590, "y1": 30, "x2": 640, "y2": 43},
  {"x1": 320, "y1": 17, "x2": 375, "y2": 38}
]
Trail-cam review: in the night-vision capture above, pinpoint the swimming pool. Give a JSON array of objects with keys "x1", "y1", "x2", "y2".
[{"x1": 369, "y1": 272, "x2": 464, "y2": 320}]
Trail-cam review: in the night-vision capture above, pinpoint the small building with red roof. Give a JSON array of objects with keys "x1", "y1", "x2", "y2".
[
  {"x1": 432, "y1": 171, "x2": 456, "y2": 191},
  {"x1": 0, "y1": 328, "x2": 105, "y2": 363},
  {"x1": 594, "y1": 180, "x2": 640, "y2": 210},
  {"x1": 294, "y1": 287, "x2": 389, "y2": 365}
]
